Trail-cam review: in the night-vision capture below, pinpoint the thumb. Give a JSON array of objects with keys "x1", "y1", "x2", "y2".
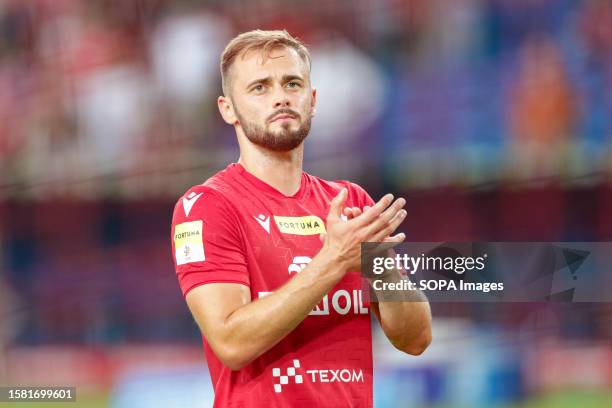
[
  {"x1": 319, "y1": 232, "x2": 327, "y2": 243},
  {"x1": 328, "y1": 188, "x2": 347, "y2": 219}
]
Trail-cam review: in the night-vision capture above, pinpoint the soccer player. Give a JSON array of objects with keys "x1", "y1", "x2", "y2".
[{"x1": 170, "y1": 29, "x2": 431, "y2": 407}]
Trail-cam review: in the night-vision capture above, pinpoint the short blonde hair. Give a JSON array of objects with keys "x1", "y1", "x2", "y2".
[{"x1": 220, "y1": 29, "x2": 311, "y2": 95}]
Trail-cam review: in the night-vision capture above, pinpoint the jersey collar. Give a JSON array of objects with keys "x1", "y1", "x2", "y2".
[{"x1": 231, "y1": 162, "x2": 309, "y2": 200}]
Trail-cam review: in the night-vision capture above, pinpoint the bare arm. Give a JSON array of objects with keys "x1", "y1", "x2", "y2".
[
  {"x1": 370, "y1": 277, "x2": 432, "y2": 355},
  {"x1": 185, "y1": 189, "x2": 407, "y2": 370},
  {"x1": 344, "y1": 206, "x2": 432, "y2": 356},
  {"x1": 186, "y1": 249, "x2": 345, "y2": 370}
]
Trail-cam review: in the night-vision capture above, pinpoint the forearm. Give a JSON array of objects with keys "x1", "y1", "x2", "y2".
[
  {"x1": 188, "y1": 189, "x2": 407, "y2": 369},
  {"x1": 372, "y1": 268, "x2": 432, "y2": 355},
  {"x1": 217, "y1": 248, "x2": 346, "y2": 368}
]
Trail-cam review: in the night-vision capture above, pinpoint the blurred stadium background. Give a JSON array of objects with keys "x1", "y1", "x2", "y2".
[{"x1": 0, "y1": 0, "x2": 611, "y2": 407}]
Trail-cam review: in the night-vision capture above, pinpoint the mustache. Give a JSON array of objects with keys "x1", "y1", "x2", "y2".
[{"x1": 268, "y1": 109, "x2": 300, "y2": 122}]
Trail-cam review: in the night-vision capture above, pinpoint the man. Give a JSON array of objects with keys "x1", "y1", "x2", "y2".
[{"x1": 170, "y1": 29, "x2": 431, "y2": 407}]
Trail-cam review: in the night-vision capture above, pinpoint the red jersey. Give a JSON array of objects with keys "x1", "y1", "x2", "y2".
[{"x1": 170, "y1": 163, "x2": 375, "y2": 407}]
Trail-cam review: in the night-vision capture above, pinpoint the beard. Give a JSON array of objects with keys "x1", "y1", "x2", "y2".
[{"x1": 235, "y1": 108, "x2": 312, "y2": 152}]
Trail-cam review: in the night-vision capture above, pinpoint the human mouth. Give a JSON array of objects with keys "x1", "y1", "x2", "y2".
[{"x1": 270, "y1": 114, "x2": 297, "y2": 123}]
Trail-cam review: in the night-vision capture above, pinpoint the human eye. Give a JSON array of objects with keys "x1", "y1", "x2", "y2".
[
  {"x1": 286, "y1": 81, "x2": 301, "y2": 88},
  {"x1": 251, "y1": 84, "x2": 265, "y2": 93}
]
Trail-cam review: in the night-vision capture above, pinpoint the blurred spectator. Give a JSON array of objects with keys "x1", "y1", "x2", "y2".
[
  {"x1": 0, "y1": 0, "x2": 609, "y2": 195},
  {"x1": 66, "y1": 2, "x2": 151, "y2": 174},
  {"x1": 579, "y1": 0, "x2": 612, "y2": 67},
  {"x1": 577, "y1": 0, "x2": 612, "y2": 158},
  {"x1": 150, "y1": 11, "x2": 230, "y2": 108},
  {"x1": 309, "y1": 34, "x2": 385, "y2": 150},
  {"x1": 507, "y1": 35, "x2": 577, "y2": 180}
]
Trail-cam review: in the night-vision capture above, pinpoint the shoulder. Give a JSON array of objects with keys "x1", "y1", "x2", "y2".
[
  {"x1": 306, "y1": 173, "x2": 374, "y2": 207},
  {"x1": 172, "y1": 169, "x2": 239, "y2": 224}
]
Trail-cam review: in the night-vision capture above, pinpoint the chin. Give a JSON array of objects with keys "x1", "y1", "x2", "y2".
[
  {"x1": 270, "y1": 127, "x2": 297, "y2": 137},
  {"x1": 272, "y1": 121, "x2": 297, "y2": 129}
]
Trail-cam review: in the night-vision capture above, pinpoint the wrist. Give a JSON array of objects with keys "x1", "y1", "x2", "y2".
[{"x1": 317, "y1": 245, "x2": 350, "y2": 277}]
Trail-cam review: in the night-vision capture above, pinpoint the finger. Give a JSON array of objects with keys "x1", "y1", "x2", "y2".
[
  {"x1": 384, "y1": 233, "x2": 406, "y2": 243},
  {"x1": 319, "y1": 232, "x2": 327, "y2": 243},
  {"x1": 368, "y1": 240, "x2": 399, "y2": 257},
  {"x1": 362, "y1": 198, "x2": 406, "y2": 238},
  {"x1": 369, "y1": 233, "x2": 405, "y2": 256},
  {"x1": 370, "y1": 208, "x2": 407, "y2": 242},
  {"x1": 347, "y1": 207, "x2": 362, "y2": 219},
  {"x1": 363, "y1": 206, "x2": 371, "y2": 212},
  {"x1": 344, "y1": 207, "x2": 363, "y2": 220},
  {"x1": 351, "y1": 194, "x2": 394, "y2": 227},
  {"x1": 328, "y1": 188, "x2": 347, "y2": 219}
]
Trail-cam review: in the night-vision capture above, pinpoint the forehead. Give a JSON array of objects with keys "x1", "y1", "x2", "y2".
[{"x1": 230, "y1": 46, "x2": 309, "y2": 85}]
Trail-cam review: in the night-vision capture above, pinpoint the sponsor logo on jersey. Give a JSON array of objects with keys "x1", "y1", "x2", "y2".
[
  {"x1": 288, "y1": 256, "x2": 312, "y2": 275},
  {"x1": 258, "y1": 256, "x2": 368, "y2": 316},
  {"x1": 272, "y1": 359, "x2": 303, "y2": 393},
  {"x1": 182, "y1": 191, "x2": 203, "y2": 217},
  {"x1": 174, "y1": 220, "x2": 205, "y2": 265},
  {"x1": 272, "y1": 359, "x2": 364, "y2": 393},
  {"x1": 310, "y1": 289, "x2": 369, "y2": 316},
  {"x1": 254, "y1": 214, "x2": 271, "y2": 234},
  {"x1": 273, "y1": 215, "x2": 326, "y2": 235}
]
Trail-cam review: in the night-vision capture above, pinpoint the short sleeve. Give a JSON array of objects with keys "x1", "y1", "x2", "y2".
[
  {"x1": 336, "y1": 181, "x2": 376, "y2": 209},
  {"x1": 351, "y1": 182, "x2": 376, "y2": 208},
  {"x1": 170, "y1": 187, "x2": 249, "y2": 296}
]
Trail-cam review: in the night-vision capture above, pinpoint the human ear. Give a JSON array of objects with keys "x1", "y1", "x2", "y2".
[
  {"x1": 310, "y1": 87, "x2": 317, "y2": 117},
  {"x1": 218, "y1": 95, "x2": 238, "y2": 125}
]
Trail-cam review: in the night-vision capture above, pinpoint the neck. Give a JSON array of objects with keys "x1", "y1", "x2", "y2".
[{"x1": 238, "y1": 139, "x2": 304, "y2": 197}]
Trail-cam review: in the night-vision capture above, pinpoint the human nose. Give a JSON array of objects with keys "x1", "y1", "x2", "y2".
[{"x1": 272, "y1": 85, "x2": 291, "y2": 109}]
